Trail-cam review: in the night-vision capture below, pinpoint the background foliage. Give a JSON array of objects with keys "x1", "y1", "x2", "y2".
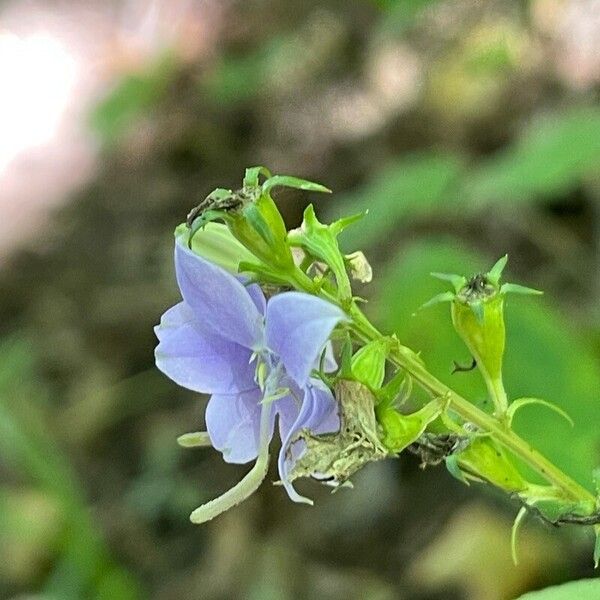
[{"x1": 1, "y1": 0, "x2": 599, "y2": 598}]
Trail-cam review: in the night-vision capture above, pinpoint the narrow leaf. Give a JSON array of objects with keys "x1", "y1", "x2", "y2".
[
  {"x1": 262, "y1": 175, "x2": 331, "y2": 195},
  {"x1": 420, "y1": 291, "x2": 455, "y2": 310},
  {"x1": 507, "y1": 397, "x2": 574, "y2": 428},
  {"x1": 501, "y1": 283, "x2": 543, "y2": 296},
  {"x1": 244, "y1": 166, "x2": 272, "y2": 188},
  {"x1": 488, "y1": 254, "x2": 508, "y2": 286},
  {"x1": 511, "y1": 506, "x2": 528, "y2": 566},
  {"x1": 430, "y1": 272, "x2": 467, "y2": 292}
]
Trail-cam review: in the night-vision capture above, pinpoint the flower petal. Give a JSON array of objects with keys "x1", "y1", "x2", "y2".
[
  {"x1": 155, "y1": 302, "x2": 256, "y2": 394},
  {"x1": 239, "y1": 279, "x2": 267, "y2": 315},
  {"x1": 175, "y1": 236, "x2": 263, "y2": 349},
  {"x1": 277, "y1": 380, "x2": 340, "y2": 503},
  {"x1": 265, "y1": 292, "x2": 346, "y2": 387},
  {"x1": 206, "y1": 388, "x2": 276, "y2": 464}
]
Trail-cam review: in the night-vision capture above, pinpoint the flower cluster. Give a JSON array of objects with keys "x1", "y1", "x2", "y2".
[{"x1": 154, "y1": 166, "x2": 600, "y2": 567}]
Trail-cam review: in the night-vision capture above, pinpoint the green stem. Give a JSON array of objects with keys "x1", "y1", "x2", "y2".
[
  {"x1": 286, "y1": 266, "x2": 595, "y2": 507},
  {"x1": 348, "y1": 304, "x2": 595, "y2": 506}
]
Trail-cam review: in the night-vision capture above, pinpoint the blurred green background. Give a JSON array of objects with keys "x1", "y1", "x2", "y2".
[{"x1": 0, "y1": 0, "x2": 599, "y2": 598}]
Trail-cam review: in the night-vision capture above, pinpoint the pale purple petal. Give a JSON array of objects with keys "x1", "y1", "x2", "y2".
[
  {"x1": 277, "y1": 380, "x2": 340, "y2": 503},
  {"x1": 239, "y1": 280, "x2": 267, "y2": 315},
  {"x1": 319, "y1": 341, "x2": 337, "y2": 373},
  {"x1": 206, "y1": 389, "x2": 276, "y2": 464},
  {"x1": 155, "y1": 302, "x2": 256, "y2": 394},
  {"x1": 265, "y1": 292, "x2": 346, "y2": 387},
  {"x1": 276, "y1": 391, "x2": 301, "y2": 443},
  {"x1": 175, "y1": 237, "x2": 263, "y2": 349}
]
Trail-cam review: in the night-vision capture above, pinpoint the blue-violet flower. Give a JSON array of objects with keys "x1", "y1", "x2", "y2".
[{"x1": 155, "y1": 232, "x2": 346, "y2": 522}]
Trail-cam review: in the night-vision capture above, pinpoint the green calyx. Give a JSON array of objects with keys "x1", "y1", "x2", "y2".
[
  {"x1": 450, "y1": 437, "x2": 527, "y2": 492},
  {"x1": 377, "y1": 396, "x2": 447, "y2": 454},
  {"x1": 425, "y1": 255, "x2": 542, "y2": 419},
  {"x1": 186, "y1": 166, "x2": 331, "y2": 273},
  {"x1": 350, "y1": 338, "x2": 391, "y2": 390},
  {"x1": 288, "y1": 204, "x2": 365, "y2": 305}
]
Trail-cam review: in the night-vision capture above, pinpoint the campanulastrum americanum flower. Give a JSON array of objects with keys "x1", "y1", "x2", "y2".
[{"x1": 154, "y1": 230, "x2": 347, "y2": 522}]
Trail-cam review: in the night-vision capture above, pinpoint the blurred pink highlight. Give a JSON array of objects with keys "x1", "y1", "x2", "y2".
[{"x1": 0, "y1": 0, "x2": 226, "y2": 259}]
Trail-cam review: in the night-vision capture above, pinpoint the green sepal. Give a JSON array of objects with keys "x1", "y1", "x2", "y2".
[
  {"x1": 501, "y1": 282, "x2": 543, "y2": 296},
  {"x1": 377, "y1": 397, "x2": 446, "y2": 454},
  {"x1": 487, "y1": 254, "x2": 508, "y2": 286},
  {"x1": 376, "y1": 370, "x2": 412, "y2": 411},
  {"x1": 420, "y1": 291, "x2": 455, "y2": 310},
  {"x1": 507, "y1": 397, "x2": 574, "y2": 428},
  {"x1": 594, "y1": 467, "x2": 600, "y2": 498},
  {"x1": 445, "y1": 454, "x2": 470, "y2": 486},
  {"x1": 262, "y1": 175, "x2": 331, "y2": 195},
  {"x1": 338, "y1": 336, "x2": 354, "y2": 380},
  {"x1": 510, "y1": 506, "x2": 528, "y2": 566},
  {"x1": 237, "y1": 261, "x2": 290, "y2": 285},
  {"x1": 241, "y1": 203, "x2": 275, "y2": 246},
  {"x1": 469, "y1": 300, "x2": 484, "y2": 324},
  {"x1": 351, "y1": 338, "x2": 391, "y2": 390},
  {"x1": 594, "y1": 525, "x2": 600, "y2": 568},
  {"x1": 430, "y1": 272, "x2": 467, "y2": 292},
  {"x1": 289, "y1": 205, "x2": 359, "y2": 303},
  {"x1": 243, "y1": 166, "x2": 272, "y2": 188},
  {"x1": 451, "y1": 292, "x2": 505, "y2": 387}
]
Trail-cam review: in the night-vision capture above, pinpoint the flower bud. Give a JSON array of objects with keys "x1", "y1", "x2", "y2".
[
  {"x1": 454, "y1": 437, "x2": 526, "y2": 492},
  {"x1": 177, "y1": 223, "x2": 258, "y2": 274},
  {"x1": 377, "y1": 397, "x2": 445, "y2": 454},
  {"x1": 451, "y1": 276, "x2": 507, "y2": 411}
]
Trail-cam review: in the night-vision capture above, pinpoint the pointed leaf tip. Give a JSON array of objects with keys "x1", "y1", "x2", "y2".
[
  {"x1": 501, "y1": 283, "x2": 543, "y2": 296},
  {"x1": 488, "y1": 254, "x2": 508, "y2": 285},
  {"x1": 420, "y1": 291, "x2": 455, "y2": 310},
  {"x1": 430, "y1": 272, "x2": 467, "y2": 292}
]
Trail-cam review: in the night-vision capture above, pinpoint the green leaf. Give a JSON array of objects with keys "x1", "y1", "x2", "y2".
[
  {"x1": 468, "y1": 107, "x2": 600, "y2": 206},
  {"x1": 262, "y1": 175, "x2": 331, "y2": 195},
  {"x1": 327, "y1": 152, "x2": 464, "y2": 250},
  {"x1": 515, "y1": 578, "x2": 600, "y2": 599},
  {"x1": 292, "y1": 205, "x2": 353, "y2": 302},
  {"x1": 244, "y1": 166, "x2": 272, "y2": 188},
  {"x1": 507, "y1": 397, "x2": 574, "y2": 428}
]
